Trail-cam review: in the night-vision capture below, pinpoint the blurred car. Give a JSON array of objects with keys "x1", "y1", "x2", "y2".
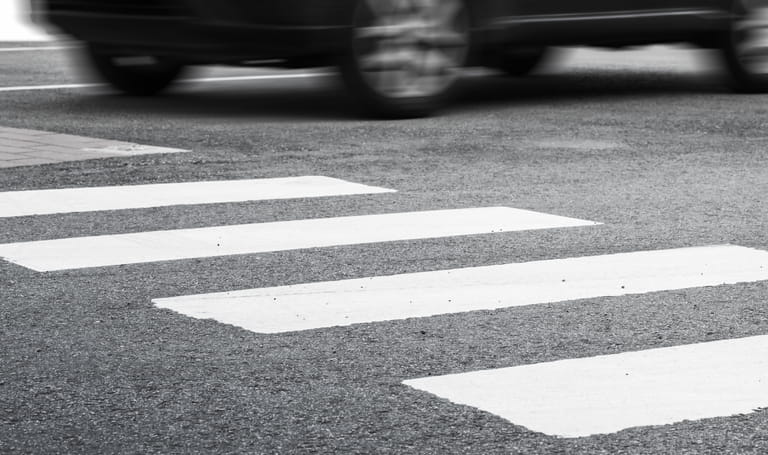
[{"x1": 31, "y1": 0, "x2": 768, "y2": 117}]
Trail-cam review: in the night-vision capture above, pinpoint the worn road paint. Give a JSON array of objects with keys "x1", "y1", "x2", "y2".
[
  {"x1": 0, "y1": 46, "x2": 73, "y2": 52},
  {"x1": 0, "y1": 73, "x2": 329, "y2": 93},
  {"x1": 0, "y1": 207, "x2": 596, "y2": 271},
  {"x1": 404, "y1": 333, "x2": 768, "y2": 438},
  {"x1": 0, "y1": 176, "x2": 395, "y2": 218},
  {"x1": 0, "y1": 82, "x2": 102, "y2": 92},
  {"x1": 183, "y1": 73, "x2": 331, "y2": 83},
  {"x1": 153, "y1": 245, "x2": 768, "y2": 334}
]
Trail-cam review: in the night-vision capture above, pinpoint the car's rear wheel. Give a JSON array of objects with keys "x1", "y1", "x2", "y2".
[
  {"x1": 86, "y1": 45, "x2": 185, "y2": 96},
  {"x1": 340, "y1": 0, "x2": 470, "y2": 117},
  {"x1": 721, "y1": 0, "x2": 768, "y2": 92}
]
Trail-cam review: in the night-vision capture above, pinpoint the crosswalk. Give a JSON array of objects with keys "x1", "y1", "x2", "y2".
[
  {"x1": 2, "y1": 172, "x2": 768, "y2": 439},
  {"x1": 155, "y1": 245, "x2": 768, "y2": 334},
  {"x1": 0, "y1": 176, "x2": 394, "y2": 217},
  {"x1": 404, "y1": 334, "x2": 768, "y2": 437},
  {"x1": 0, "y1": 206, "x2": 595, "y2": 272}
]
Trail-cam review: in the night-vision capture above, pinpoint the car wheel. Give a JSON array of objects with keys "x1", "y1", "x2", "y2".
[
  {"x1": 86, "y1": 45, "x2": 185, "y2": 96},
  {"x1": 492, "y1": 47, "x2": 549, "y2": 77},
  {"x1": 721, "y1": 0, "x2": 768, "y2": 92},
  {"x1": 340, "y1": 0, "x2": 470, "y2": 117}
]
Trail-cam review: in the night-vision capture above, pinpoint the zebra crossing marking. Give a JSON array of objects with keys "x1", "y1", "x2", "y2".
[
  {"x1": 152, "y1": 245, "x2": 768, "y2": 334},
  {"x1": 403, "y1": 334, "x2": 768, "y2": 438},
  {"x1": 0, "y1": 207, "x2": 597, "y2": 272},
  {"x1": 0, "y1": 176, "x2": 395, "y2": 218},
  {"x1": 3, "y1": 167, "x2": 765, "y2": 441}
]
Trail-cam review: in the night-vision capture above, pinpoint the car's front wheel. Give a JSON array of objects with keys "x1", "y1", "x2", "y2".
[
  {"x1": 86, "y1": 45, "x2": 186, "y2": 96},
  {"x1": 721, "y1": 0, "x2": 768, "y2": 92},
  {"x1": 340, "y1": 0, "x2": 470, "y2": 117}
]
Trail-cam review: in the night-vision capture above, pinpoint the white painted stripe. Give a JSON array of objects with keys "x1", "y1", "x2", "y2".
[
  {"x1": 184, "y1": 73, "x2": 331, "y2": 84},
  {"x1": 152, "y1": 245, "x2": 768, "y2": 334},
  {"x1": 0, "y1": 82, "x2": 100, "y2": 92},
  {"x1": 0, "y1": 45, "x2": 73, "y2": 52},
  {"x1": 0, "y1": 207, "x2": 595, "y2": 271},
  {"x1": 0, "y1": 176, "x2": 395, "y2": 218},
  {"x1": 404, "y1": 334, "x2": 768, "y2": 438},
  {"x1": 0, "y1": 73, "x2": 329, "y2": 93}
]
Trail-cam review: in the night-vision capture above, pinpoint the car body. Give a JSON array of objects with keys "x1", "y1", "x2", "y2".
[{"x1": 31, "y1": 0, "x2": 768, "y2": 116}]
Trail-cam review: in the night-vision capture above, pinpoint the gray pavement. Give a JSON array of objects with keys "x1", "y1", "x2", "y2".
[{"x1": 1, "y1": 44, "x2": 768, "y2": 454}]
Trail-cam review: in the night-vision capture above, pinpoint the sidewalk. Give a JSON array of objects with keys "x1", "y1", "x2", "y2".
[{"x1": 0, "y1": 127, "x2": 187, "y2": 168}]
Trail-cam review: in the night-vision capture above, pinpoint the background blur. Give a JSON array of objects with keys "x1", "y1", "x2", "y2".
[{"x1": 1, "y1": 0, "x2": 51, "y2": 41}]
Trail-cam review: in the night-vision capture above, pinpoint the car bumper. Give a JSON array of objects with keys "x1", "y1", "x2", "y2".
[{"x1": 44, "y1": 11, "x2": 349, "y2": 62}]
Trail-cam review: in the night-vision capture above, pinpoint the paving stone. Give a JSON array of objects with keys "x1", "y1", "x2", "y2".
[
  {"x1": 0, "y1": 137, "x2": 39, "y2": 149},
  {"x1": 86, "y1": 144, "x2": 187, "y2": 156},
  {"x1": 0, "y1": 132, "x2": 48, "y2": 143},
  {"x1": 24, "y1": 144, "x2": 86, "y2": 154},
  {"x1": 16, "y1": 150, "x2": 86, "y2": 161},
  {"x1": 0, "y1": 157, "x2": 54, "y2": 168},
  {"x1": 0, "y1": 151, "x2": 25, "y2": 159},
  {"x1": 0, "y1": 126, "x2": 188, "y2": 168}
]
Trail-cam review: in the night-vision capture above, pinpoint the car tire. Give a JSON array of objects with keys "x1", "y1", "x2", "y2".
[
  {"x1": 340, "y1": 0, "x2": 470, "y2": 118},
  {"x1": 86, "y1": 45, "x2": 186, "y2": 96},
  {"x1": 721, "y1": 0, "x2": 768, "y2": 92},
  {"x1": 492, "y1": 47, "x2": 549, "y2": 77}
]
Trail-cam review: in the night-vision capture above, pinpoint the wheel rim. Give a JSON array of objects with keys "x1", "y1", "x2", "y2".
[
  {"x1": 352, "y1": 0, "x2": 469, "y2": 98},
  {"x1": 734, "y1": 0, "x2": 768, "y2": 74}
]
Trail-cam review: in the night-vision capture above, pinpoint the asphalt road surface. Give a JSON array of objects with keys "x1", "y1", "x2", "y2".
[{"x1": 1, "y1": 43, "x2": 768, "y2": 453}]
